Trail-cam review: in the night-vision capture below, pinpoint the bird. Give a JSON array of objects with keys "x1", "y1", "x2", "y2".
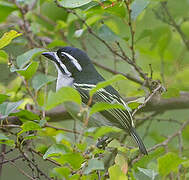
[{"x1": 42, "y1": 46, "x2": 148, "y2": 155}]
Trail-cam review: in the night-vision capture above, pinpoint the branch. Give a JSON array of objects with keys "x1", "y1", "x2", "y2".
[
  {"x1": 92, "y1": 61, "x2": 144, "y2": 85},
  {"x1": 148, "y1": 119, "x2": 189, "y2": 152},
  {"x1": 54, "y1": 0, "x2": 153, "y2": 88},
  {"x1": 3, "y1": 93, "x2": 189, "y2": 123},
  {"x1": 160, "y1": 2, "x2": 189, "y2": 50},
  {"x1": 132, "y1": 119, "x2": 189, "y2": 164}
]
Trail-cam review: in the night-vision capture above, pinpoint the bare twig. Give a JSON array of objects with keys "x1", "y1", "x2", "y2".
[
  {"x1": 44, "y1": 123, "x2": 93, "y2": 138},
  {"x1": 125, "y1": 0, "x2": 136, "y2": 62},
  {"x1": 148, "y1": 119, "x2": 189, "y2": 152},
  {"x1": 54, "y1": 0, "x2": 151, "y2": 87},
  {"x1": 0, "y1": 145, "x2": 6, "y2": 176},
  {"x1": 93, "y1": 60, "x2": 144, "y2": 85},
  {"x1": 29, "y1": 148, "x2": 61, "y2": 167},
  {"x1": 6, "y1": 158, "x2": 36, "y2": 180},
  {"x1": 132, "y1": 84, "x2": 162, "y2": 116},
  {"x1": 160, "y1": 2, "x2": 189, "y2": 50}
]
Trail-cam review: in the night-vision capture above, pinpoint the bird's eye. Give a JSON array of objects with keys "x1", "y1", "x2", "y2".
[{"x1": 61, "y1": 54, "x2": 67, "y2": 63}]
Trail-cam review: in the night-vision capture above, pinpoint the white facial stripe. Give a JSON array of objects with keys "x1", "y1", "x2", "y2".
[
  {"x1": 61, "y1": 52, "x2": 82, "y2": 71},
  {"x1": 53, "y1": 52, "x2": 71, "y2": 76}
]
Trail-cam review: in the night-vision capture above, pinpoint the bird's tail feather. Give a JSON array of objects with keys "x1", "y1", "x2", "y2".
[{"x1": 130, "y1": 127, "x2": 148, "y2": 155}]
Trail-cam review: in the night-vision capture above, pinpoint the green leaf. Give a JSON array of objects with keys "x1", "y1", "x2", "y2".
[
  {"x1": 32, "y1": 73, "x2": 56, "y2": 91},
  {"x1": 98, "y1": 24, "x2": 120, "y2": 42},
  {"x1": 0, "y1": 30, "x2": 22, "y2": 49},
  {"x1": 0, "y1": 94, "x2": 9, "y2": 104},
  {"x1": 127, "y1": 97, "x2": 145, "y2": 109},
  {"x1": 18, "y1": 121, "x2": 42, "y2": 135},
  {"x1": 0, "y1": 2, "x2": 17, "y2": 22},
  {"x1": 94, "y1": 126, "x2": 121, "y2": 139},
  {"x1": 56, "y1": 153, "x2": 84, "y2": 170},
  {"x1": 182, "y1": 159, "x2": 189, "y2": 168},
  {"x1": 90, "y1": 102, "x2": 125, "y2": 116},
  {"x1": 16, "y1": 48, "x2": 44, "y2": 69},
  {"x1": 136, "y1": 29, "x2": 152, "y2": 42},
  {"x1": 47, "y1": 40, "x2": 67, "y2": 48},
  {"x1": 83, "y1": 158, "x2": 104, "y2": 174},
  {"x1": 43, "y1": 144, "x2": 71, "y2": 159},
  {"x1": 131, "y1": 0, "x2": 150, "y2": 20},
  {"x1": 108, "y1": 164, "x2": 128, "y2": 180},
  {"x1": 0, "y1": 101, "x2": 22, "y2": 119},
  {"x1": 89, "y1": 74, "x2": 126, "y2": 97},
  {"x1": 10, "y1": 110, "x2": 40, "y2": 122},
  {"x1": 138, "y1": 167, "x2": 158, "y2": 180},
  {"x1": 51, "y1": 167, "x2": 70, "y2": 179},
  {"x1": 58, "y1": 0, "x2": 92, "y2": 8},
  {"x1": 18, "y1": 61, "x2": 39, "y2": 80},
  {"x1": 0, "y1": 133, "x2": 9, "y2": 140},
  {"x1": 45, "y1": 87, "x2": 81, "y2": 110},
  {"x1": 0, "y1": 50, "x2": 8, "y2": 63},
  {"x1": 0, "y1": 133, "x2": 15, "y2": 147},
  {"x1": 158, "y1": 152, "x2": 184, "y2": 176}
]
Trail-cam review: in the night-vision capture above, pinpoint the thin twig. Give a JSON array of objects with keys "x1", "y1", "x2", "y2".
[
  {"x1": 125, "y1": 0, "x2": 136, "y2": 62},
  {"x1": 132, "y1": 84, "x2": 162, "y2": 116},
  {"x1": 29, "y1": 148, "x2": 61, "y2": 167},
  {"x1": 93, "y1": 60, "x2": 144, "y2": 85},
  {"x1": 6, "y1": 158, "x2": 36, "y2": 180},
  {"x1": 148, "y1": 119, "x2": 189, "y2": 152},
  {"x1": 160, "y1": 2, "x2": 189, "y2": 50},
  {"x1": 44, "y1": 123, "x2": 93, "y2": 138}
]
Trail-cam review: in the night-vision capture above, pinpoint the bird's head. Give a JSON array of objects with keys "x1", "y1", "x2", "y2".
[{"x1": 42, "y1": 47, "x2": 92, "y2": 77}]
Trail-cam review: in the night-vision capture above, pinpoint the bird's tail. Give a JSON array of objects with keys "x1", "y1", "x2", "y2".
[{"x1": 130, "y1": 127, "x2": 148, "y2": 155}]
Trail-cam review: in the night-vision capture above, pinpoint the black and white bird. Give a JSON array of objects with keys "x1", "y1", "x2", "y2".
[{"x1": 42, "y1": 47, "x2": 148, "y2": 155}]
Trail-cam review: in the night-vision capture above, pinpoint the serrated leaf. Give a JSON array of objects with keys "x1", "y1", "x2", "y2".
[
  {"x1": 108, "y1": 164, "x2": 128, "y2": 180},
  {"x1": 45, "y1": 87, "x2": 81, "y2": 110},
  {"x1": 158, "y1": 152, "x2": 184, "y2": 176},
  {"x1": 131, "y1": 0, "x2": 150, "y2": 20},
  {"x1": 83, "y1": 158, "x2": 104, "y2": 174},
  {"x1": 32, "y1": 73, "x2": 56, "y2": 91},
  {"x1": 138, "y1": 167, "x2": 158, "y2": 180},
  {"x1": 0, "y1": 94, "x2": 9, "y2": 104},
  {"x1": 0, "y1": 101, "x2": 22, "y2": 119},
  {"x1": 58, "y1": 0, "x2": 92, "y2": 8},
  {"x1": 89, "y1": 74, "x2": 126, "y2": 97},
  {"x1": 90, "y1": 102, "x2": 125, "y2": 116},
  {"x1": 0, "y1": 30, "x2": 22, "y2": 49},
  {"x1": 16, "y1": 48, "x2": 44, "y2": 69},
  {"x1": 43, "y1": 144, "x2": 71, "y2": 159}
]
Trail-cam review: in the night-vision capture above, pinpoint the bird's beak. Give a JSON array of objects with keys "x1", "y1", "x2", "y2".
[{"x1": 42, "y1": 52, "x2": 57, "y2": 62}]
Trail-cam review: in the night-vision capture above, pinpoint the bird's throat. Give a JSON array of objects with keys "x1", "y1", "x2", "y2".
[{"x1": 56, "y1": 67, "x2": 74, "y2": 91}]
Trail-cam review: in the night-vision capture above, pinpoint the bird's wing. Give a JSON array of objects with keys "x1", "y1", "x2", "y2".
[{"x1": 73, "y1": 83, "x2": 134, "y2": 131}]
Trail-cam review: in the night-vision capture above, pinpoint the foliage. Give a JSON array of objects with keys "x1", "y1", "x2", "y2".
[{"x1": 0, "y1": 0, "x2": 189, "y2": 179}]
